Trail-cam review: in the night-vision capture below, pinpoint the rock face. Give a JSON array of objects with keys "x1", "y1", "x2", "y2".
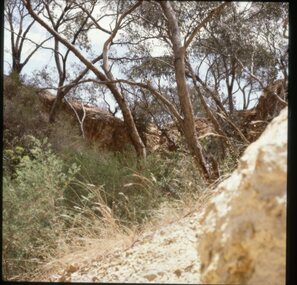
[
  {"x1": 38, "y1": 91, "x2": 132, "y2": 151},
  {"x1": 198, "y1": 107, "x2": 287, "y2": 284},
  {"x1": 232, "y1": 79, "x2": 287, "y2": 143}
]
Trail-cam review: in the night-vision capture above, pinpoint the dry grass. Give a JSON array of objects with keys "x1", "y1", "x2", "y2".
[
  {"x1": 29, "y1": 233, "x2": 136, "y2": 281},
  {"x1": 4, "y1": 136, "x2": 232, "y2": 282},
  {"x1": 18, "y1": 183, "x2": 139, "y2": 282},
  {"x1": 3, "y1": 75, "x2": 238, "y2": 282},
  {"x1": 20, "y1": 180, "x2": 219, "y2": 282}
]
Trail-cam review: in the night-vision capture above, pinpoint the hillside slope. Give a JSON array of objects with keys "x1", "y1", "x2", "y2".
[{"x1": 48, "y1": 108, "x2": 287, "y2": 283}]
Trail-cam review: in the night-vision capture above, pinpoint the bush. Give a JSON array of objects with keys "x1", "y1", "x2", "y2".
[
  {"x1": 60, "y1": 146, "x2": 206, "y2": 226},
  {"x1": 2, "y1": 137, "x2": 80, "y2": 280},
  {"x1": 60, "y1": 148, "x2": 162, "y2": 225},
  {"x1": 3, "y1": 75, "x2": 83, "y2": 158}
]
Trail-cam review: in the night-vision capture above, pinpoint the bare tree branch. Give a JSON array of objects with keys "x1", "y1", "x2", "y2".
[
  {"x1": 234, "y1": 55, "x2": 265, "y2": 89},
  {"x1": 184, "y1": 2, "x2": 230, "y2": 50},
  {"x1": 102, "y1": 0, "x2": 143, "y2": 78},
  {"x1": 22, "y1": 0, "x2": 147, "y2": 159},
  {"x1": 216, "y1": 111, "x2": 250, "y2": 145},
  {"x1": 65, "y1": 97, "x2": 86, "y2": 139},
  {"x1": 69, "y1": 77, "x2": 184, "y2": 124},
  {"x1": 75, "y1": 1, "x2": 112, "y2": 35}
]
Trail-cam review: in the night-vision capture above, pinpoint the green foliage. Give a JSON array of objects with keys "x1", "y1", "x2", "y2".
[
  {"x1": 2, "y1": 133, "x2": 210, "y2": 280},
  {"x1": 3, "y1": 145, "x2": 26, "y2": 178},
  {"x1": 59, "y1": 144, "x2": 205, "y2": 227},
  {"x1": 219, "y1": 155, "x2": 238, "y2": 177},
  {"x1": 219, "y1": 146, "x2": 241, "y2": 176},
  {"x1": 3, "y1": 1, "x2": 288, "y2": 280},
  {"x1": 129, "y1": 56, "x2": 174, "y2": 79},
  {"x1": 4, "y1": 76, "x2": 50, "y2": 145},
  {"x1": 147, "y1": 151, "x2": 205, "y2": 198},
  {"x1": 61, "y1": 148, "x2": 161, "y2": 225},
  {"x1": 200, "y1": 136, "x2": 226, "y2": 162},
  {"x1": 2, "y1": 137, "x2": 80, "y2": 279}
]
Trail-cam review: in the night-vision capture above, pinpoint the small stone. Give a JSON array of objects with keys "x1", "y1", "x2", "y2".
[
  {"x1": 184, "y1": 264, "x2": 194, "y2": 272},
  {"x1": 174, "y1": 269, "x2": 182, "y2": 277},
  {"x1": 66, "y1": 263, "x2": 79, "y2": 273},
  {"x1": 58, "y1": 274, "x2": 71, "y2": 282},
  {"x1": 144, "y1": 273, "x2": 158, "y2": 281}
]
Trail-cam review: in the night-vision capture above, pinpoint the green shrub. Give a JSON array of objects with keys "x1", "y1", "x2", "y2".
[
  {"x1": 3, "y1": 75, "x2": 83, "y2": 158},
  {"x1": 60, "y1": 148, "x2": 162, "y2": 225},
  {"x1": 219, "y1": 150, "x2": 239, "y2": 176},
  {"x1": 60, "y1": 146, "x2": 206, "y2": 226},
  {"x1": 2, "y1": 136, "x2": 80, "y2": 280}
]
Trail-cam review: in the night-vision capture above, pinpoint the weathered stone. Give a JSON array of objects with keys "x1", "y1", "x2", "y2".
[
  {"x1": 37, "y1": 91, "x2": 132, "y2": 151},
  {"x1": 198, "y1": 107, "x2": 287, "y2": 284}
]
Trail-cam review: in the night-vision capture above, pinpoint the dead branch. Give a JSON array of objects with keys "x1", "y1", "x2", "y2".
[{"x1": 64, "y1": 97, "x2": 86, "y2": 139}]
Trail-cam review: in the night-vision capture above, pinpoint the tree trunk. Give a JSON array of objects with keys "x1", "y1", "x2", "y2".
[
  {"x1": 227, "y1": 84, "x2": 234, "y2": 114},
  {"x1": 107, "y1": 83, "x2": 147, "y2": 160},
  {"x1": 23, "y1": 0, "x2": 146, "y2": 160},
  {"x1": 182, "y1": 122, "x2": 212, "y2": 180},
  {"x1": 160, "y1": 1, "x2": 212, "y2": 181},
  {"x1": 48, "y1": 90, "x2": 64, "y2": 123},
  {"x1": 12, "y1": 61, "x2": 23, "y2": 75},
  {"x1": 186, "y1": 60, "x2": 234, "y2": 156},
  {"x1": 226, "y1": 60, "x2": 236, "y2": 114}
]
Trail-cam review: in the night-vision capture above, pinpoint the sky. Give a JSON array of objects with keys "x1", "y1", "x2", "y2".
[
  {"x1": 3, "y1": 1, "x2": 280, "y2": 112},
  {"x1": 3, "y1": 2, "x2": 118, "y2": 109},
  {"x1": 3, "y1": 2, "x2": 174, "y2": 113}
]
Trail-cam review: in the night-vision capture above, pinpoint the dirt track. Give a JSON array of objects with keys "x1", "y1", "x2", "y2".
[{"x1": 51, "y1": 211, "x2": 204, "y2": 283}]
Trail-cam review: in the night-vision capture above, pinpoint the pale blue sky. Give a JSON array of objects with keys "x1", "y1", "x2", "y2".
[{"x1": 4, "y1": 1, "x2": 277, "y2": 112}]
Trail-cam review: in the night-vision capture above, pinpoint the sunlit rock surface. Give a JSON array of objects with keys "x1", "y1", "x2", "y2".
[
  {"x1": 198, "y1": 107, "x2": 287, "y2": 284},
  {"x1": 38, "y1": 91, "x2": 131, "y2": 151}
]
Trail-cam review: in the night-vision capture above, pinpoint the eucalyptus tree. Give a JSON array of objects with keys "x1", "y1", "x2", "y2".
[
  {"x1": 22, "y1": 0, "x2": 230, "y2": 181},
  {"x1": 22, "y1": 0, "x2": 147, "y2": 160},
  {"x1": 157, "y1": 1, "x2": 229, "y2": 180},
  {"x1": 4, "y1": 0, "x2": 51, "y2": 76},
  {"x1": 189, "y1": 2, "x2": 288, "y2": 112},
  {"x1": 111, "y1": 0, "x2": 230, "y2": 180},
  {"x1": 180, "y1": 2, "x2": 288, "y2": 148},
  {"x1": 250, "y1": 2, "x2": 288, "y2": 84},
  {"x1": 34, "y1": 0, "x2": 102, "y2": 123},
  {"x1": 115, "y1": 1, "x2": 288, "y2": 177},
  {"x1": 22, "y1": 0, "x2": 287, "y2": 182}
]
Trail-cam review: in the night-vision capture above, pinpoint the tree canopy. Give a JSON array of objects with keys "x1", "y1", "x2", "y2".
[{"x1": 5, "y1": 0, "x2": 288, "y2": 182}]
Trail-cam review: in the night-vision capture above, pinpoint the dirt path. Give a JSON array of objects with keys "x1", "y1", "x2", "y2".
[{"x1": 50, "y1": 211, "x2": 204, "y2": 283}]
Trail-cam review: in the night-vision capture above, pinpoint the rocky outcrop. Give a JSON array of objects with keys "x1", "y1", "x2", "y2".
[
  {"x1": 38, "y1": 91, "x2": 132, "y2": 151},
  {"x1": 145, "y1": 117, "x2": 216, "y2": 153},
  {"x1": 37, "y1": 92, "x2": 215, "y2": 154},
  {"x1": 232, "y1": 79, "x2": 287, "y2": 142},
  {"x1": 197, "y1": 107, "x2": 287, "y2": 284}
]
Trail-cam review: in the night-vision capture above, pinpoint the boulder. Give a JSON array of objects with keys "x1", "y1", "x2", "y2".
[{"x1": 198, "y1": 107, "x2": 287, "y2": 284}]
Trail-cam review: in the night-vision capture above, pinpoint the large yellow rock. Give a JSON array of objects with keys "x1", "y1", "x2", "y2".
[{"x1": 198, "y1": 107, "x2": 287, "y2": 284}]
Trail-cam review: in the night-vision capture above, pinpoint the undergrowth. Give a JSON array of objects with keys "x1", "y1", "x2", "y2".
[
  {"x1": 2, "y1": 76, "x2": 238, "y2": 281},
  {"x1": 3, "y1": 137, "x2": 79, "y2": 279},
  {"x1": 2, "y1": 135, "x2": 210, "y2": 281}
]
